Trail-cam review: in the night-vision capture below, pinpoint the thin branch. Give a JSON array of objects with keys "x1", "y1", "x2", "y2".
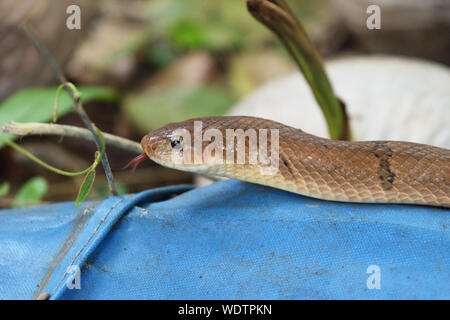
[
  {"x1": 2, "y1": 122, "x2": 143, "y2": 155},
  {"x1": 23, "y1": 25, "x2": 67, "y2": 84},
  {"x1": 22, "y1": 25, "x2": 119, "y2": 195}
]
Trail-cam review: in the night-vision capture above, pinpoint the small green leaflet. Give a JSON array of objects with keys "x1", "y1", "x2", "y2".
[{"x1": 75, "y1": 169, "x2": 96, "y2": 208}]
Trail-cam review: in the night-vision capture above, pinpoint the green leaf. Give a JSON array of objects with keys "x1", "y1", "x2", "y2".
[
  {"x1": 0, "y1": 182, "x2": 10, "y2": 196},
  {"x1": 12, "y1": 177, "x2": 48, "y2": 208},
  {"x1": 147, "y1": 0, "x2": 270, "y2": 52},
  {"x1": 169, "y1": 19, "x2": 207, "y2": 50},
  {"x1": 0, "y1": 86, "x2": 117, "y2": 149},
  {"x1": 75, "y1": 169, "x2": 96, "y2": 208},
  {"x1": 122, "y1": 86, "x2": 235, "y2": 133}
]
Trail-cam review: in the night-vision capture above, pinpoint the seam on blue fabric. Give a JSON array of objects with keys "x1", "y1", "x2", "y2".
[
  {"x1": 52, "y1": 198, "x2": 125, "y2": 294},
  {"x1": 48, "y1": 185, "x2": 194, "y2": 300}
]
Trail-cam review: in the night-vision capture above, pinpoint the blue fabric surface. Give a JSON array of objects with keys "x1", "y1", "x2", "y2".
[{"x1": 0, "y1": 180, "x2": 448, "y2": 299}]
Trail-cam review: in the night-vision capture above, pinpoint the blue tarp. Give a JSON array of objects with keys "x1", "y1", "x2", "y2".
[{"x1": 0, "y1": 179, "x2": 448, "y2": 299}]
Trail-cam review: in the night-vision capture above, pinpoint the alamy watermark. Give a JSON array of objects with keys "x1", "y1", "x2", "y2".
[
  {"x1": 65, "y1": 3, "x2": 381, "y2": 31},
  {"x1": 168, "y1": 121, "x2": 280, "y2": 175},
  {"x1": 66, "y1": 265, "x2": 81, "y2": 290},
  {"x1": 366, "y1": 265, "x2": 381, "y2": 289},
  {"x1": 66, "y1": 5, "x2": 81, "y2": 30},
  {"x1": 366, "y1": 5, "x2": 381, "y2": 30}
]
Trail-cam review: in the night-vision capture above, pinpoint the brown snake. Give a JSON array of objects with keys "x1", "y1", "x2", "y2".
[{"x1": 137, "y1": 116, "x2": 449, "y2": 207}]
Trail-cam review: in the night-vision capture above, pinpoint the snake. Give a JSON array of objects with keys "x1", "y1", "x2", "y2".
[{"x1": 129, "y1": 116, "x2": 449, "y2": 208}]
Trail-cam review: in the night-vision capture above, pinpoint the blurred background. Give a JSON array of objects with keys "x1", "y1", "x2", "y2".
[{"x1": 0, "y1": 0, "x2": 449, "y2": 208}]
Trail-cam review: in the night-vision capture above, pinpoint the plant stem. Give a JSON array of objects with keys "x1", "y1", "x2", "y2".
[
  {"x1": 247, "y1": 0, "x2": 350, "y2": 140},
  {"x1": 2, "y1": 121, "x2": 143, "y2": 155},
  {"x1": 22, "y1": 25, "x2": 118, "y2": 194},
  {"x1": 1, "y1": 128, "x2": 105, "y2": 177}
]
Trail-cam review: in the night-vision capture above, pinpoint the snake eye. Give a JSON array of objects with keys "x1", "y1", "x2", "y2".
[{"x1": 170, "y1": 139, "x2": 182, "y2": 149}]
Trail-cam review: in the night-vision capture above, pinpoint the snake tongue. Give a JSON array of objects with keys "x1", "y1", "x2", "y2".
[{"x1": 123, "y1": 153, "x2": 148, "y2": 173}]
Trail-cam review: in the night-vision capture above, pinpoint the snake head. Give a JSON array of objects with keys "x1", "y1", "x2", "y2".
[
  {"x1": 141, "y1": 116, "x2": 282, "y2": 174},
  {"x1": 124, "y1": 121, "x2": 189, "y2": 173},
  {"x1": 140, "y1": 119, "x2": 201, "y2": 171}
]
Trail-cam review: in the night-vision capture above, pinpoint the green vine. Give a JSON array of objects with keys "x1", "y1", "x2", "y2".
[{"x1": 1, "y1": 84, "x2": 107, "y2": 207}]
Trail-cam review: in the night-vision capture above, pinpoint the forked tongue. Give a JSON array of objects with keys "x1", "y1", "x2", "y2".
[{"x1": 123, "y1": 153, "x2": 148, "y2": 173}]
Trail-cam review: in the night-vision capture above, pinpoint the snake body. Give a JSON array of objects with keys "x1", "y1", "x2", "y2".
[{"x1": 141, "y1": 116, "x2": 450, "y2": 207}]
